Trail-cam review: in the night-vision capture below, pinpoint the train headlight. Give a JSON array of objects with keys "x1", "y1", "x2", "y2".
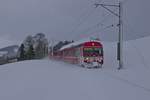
[
  {"x1": 84, "y1": 57, "x2": 90, "y2": 62},
  {"x1": 100, "y1": 57, "x2": 103, "y2": 60},
  {"x1": 97, "y1": 57, "x2": 103, "y2": 62},
  {"x1": 86, "y1": 57, "x2": 89, "y2": 60}
]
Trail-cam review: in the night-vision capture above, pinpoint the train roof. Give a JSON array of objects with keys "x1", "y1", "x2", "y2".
[{"x1": 60, "y1": 38, "x2": 102, "y2": 51}]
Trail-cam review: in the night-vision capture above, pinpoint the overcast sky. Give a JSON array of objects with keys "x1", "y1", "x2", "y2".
[{"x1": 0, "y1": 0, "x2": 150, "y2": 44}]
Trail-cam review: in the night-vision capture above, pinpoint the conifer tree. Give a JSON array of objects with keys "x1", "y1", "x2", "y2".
[
  {"x1": 26, "y1": 45, "x2": 35, "y2": 60},
  {"x1": 19, "y1": 44, "x2": 26, "y2": 61}
]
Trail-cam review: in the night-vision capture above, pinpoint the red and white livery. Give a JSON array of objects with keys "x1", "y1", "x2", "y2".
[{"x1": 50, "y1": 38, "x2": 104, "y2": 68}]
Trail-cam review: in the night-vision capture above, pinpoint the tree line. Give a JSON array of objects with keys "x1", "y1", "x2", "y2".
[
  {"x1": 18, "y1": 33, "x2": 74, "y2": 61},
  {"x1": 18, "y1": 33, "x2": 48, "y2": 61}
]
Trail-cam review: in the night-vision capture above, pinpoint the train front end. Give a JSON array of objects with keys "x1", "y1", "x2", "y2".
[{"x1": 82, "y1": 41, "x2": 103, "y2": 68}]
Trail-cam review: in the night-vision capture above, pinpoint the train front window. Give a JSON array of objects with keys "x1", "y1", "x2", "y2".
[{"x1": 83, "y1": 47, "x2": 102, "y2": 57}]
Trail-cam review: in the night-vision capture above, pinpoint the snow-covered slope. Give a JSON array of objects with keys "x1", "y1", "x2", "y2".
[
  {"x1": 0, "y1": 37, "x2": 17, "y2": 49},
  {"x1": 0, "y1": 36, "x2": 150, "y2": 100},
  {"x1": 103, "y1": 36, "x2": 150, "y2": 69}
]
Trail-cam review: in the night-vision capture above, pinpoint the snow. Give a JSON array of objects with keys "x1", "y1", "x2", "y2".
[
  {"x1": 0, "y1": 51, "x2": 8, "y2": 55},
  {"x1": 0, "y1": 38, "x2": 15, "y2": 49},
  {"x1": 0, "y1": 36, "x2": 150, "y2": 100},
  {"x1": 60, "y1": 37, "x2": 101, "y2": 51}
]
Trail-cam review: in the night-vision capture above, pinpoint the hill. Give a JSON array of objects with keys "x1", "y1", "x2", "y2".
[{"x1": 0, "y1": 36, "x2": 150, "y2": 100}]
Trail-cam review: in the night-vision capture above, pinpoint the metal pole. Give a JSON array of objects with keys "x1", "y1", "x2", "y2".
[
  {"x1": 51, "y1": 39, "x2": 54, "y2": 56},
  {"x1": 95, "y1": 2, "x2": 124, "y2": 69},
  {"x1": 118, "y1": 1, "x2": 123, "y2": 69}
]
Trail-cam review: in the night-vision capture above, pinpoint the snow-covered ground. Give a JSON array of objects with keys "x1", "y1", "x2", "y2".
[
  {"x1": 0, "y1": 37, "x2": 150, "y2": 100},
  {"x1": 0, "y1": 37, "x2": 17, "y2": 49}
]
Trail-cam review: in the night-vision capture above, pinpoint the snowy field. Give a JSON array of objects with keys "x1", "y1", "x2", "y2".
[{"x1": 0, "y1": 37, "x2": 150, "y2": 100}]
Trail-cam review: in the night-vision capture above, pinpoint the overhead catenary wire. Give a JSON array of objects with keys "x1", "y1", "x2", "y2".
[
  {"x1": 76, "y1": 5, "x2": 119, "y2": 39},
  {"x1": 82, "y1": 0, "x2": 131, "y2": 39},
  {"x1": 72, "y1": 0, "x2": 118, "y2": 39},
  {"x1": 69, "y1": 5, "x2": 97, "y2": 36},
  {"x1": 86, "y1": 0, "x2": 129, "y2": 35},
  {"x1": 69, "y1": 0, "x2": 130, "y2": 41},
  {"x1": 80, "y1": 12, "x2": 117, "y2": 35},
  {"x1": 73, "y1": 0, "x2": 129, "y2": 40},
  {"x1": 79, "y1": 0, "x2": 150, "y2": 92},
  {"x1": 88, "y1": 0, "x2": 103, "y2": 4},
  {"x1": 79, "y1": 23, "x2": 116, "y2": 39},
  {"x1": 69, "y1": 0, "x2": 106, "y2": 40}
]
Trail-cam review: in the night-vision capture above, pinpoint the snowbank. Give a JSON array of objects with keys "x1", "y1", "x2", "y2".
[{"x1": 0, "y1": 36, "x2": 150, "y2": 100}]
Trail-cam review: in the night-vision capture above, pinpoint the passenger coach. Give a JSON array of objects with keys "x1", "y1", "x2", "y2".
[{"x1": 50, "y1": 38, "x2": 104, "y2": 68}]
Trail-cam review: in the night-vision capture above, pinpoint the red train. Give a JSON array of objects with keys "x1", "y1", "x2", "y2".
[{"x1": 50, "y1": 39, "x2": 104, "y2": 68}]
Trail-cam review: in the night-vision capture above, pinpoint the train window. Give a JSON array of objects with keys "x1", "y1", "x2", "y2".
[
  {"x1": 75, "y1": 48, "x2": 80, "y2": 57},
  {"x1": 63, "y1": 49, "x2": 76, "y2": 57},
  {"x1": 83, "y1": 47, "x2": 103, "y2": 57}
]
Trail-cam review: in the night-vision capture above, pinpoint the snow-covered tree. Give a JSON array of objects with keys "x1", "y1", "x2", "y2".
[
  {"x1": 26, "y1": 44, "x2": 35, "y2": 60},
  {"x1": 20, "y1": 33, "x2": 48, "y2": 60},
  {"x1": 18, "y1": 44, "x2": 26, "y2": 61},
  {"x1": 33, "y1": 33, "x2": 48, "y2": 59},
  {"x1": 23, "y1": 35, "x2": 34, "y2": 52}
]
